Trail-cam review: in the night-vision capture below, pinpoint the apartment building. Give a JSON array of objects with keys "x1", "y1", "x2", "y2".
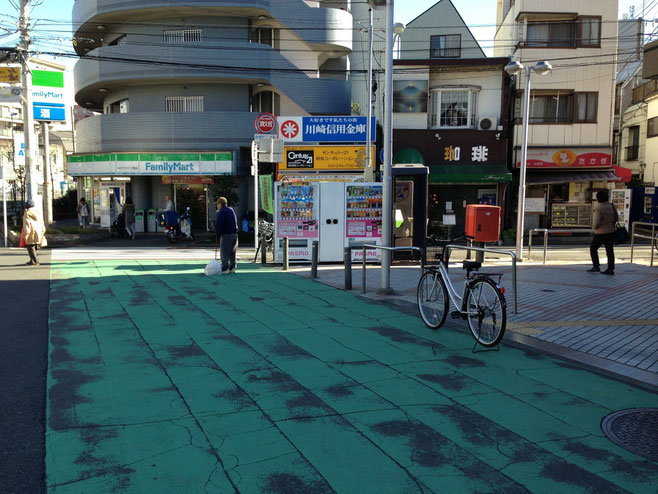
[
  {"x1": 393, "y1": 0, "x2": 512, "y2": 237},
  {"x1": 495, "y1": 0, "x2": 618, "y2": 230},
  {"x1": 70, "y1": 0, "x2": 353, "y2": 228}
]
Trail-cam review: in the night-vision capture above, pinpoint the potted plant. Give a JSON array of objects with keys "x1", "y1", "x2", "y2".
[{"x1": 502, "y1": 228, "x2": 516, "y2": 245}]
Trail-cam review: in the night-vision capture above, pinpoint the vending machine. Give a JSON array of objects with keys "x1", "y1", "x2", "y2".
[
  {"x1": 274, "y1": 182, "x2": 319, "y2": 263},
  {"x1": 610, "y1": 189, "x2": 631, "y2": 230},
  {"x1": 345, "y1": 183, "x2": 383, "y2": 261}
]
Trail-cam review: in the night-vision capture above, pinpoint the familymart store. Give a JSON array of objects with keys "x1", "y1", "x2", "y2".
[{"x1": 67, "y1": 152, "x2": 233, "y2": 230}]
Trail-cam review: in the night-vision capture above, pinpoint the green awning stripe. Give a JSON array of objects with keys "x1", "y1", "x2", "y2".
[{"x1": 429, "y1": 164, "x2": 512, "y2": 183}]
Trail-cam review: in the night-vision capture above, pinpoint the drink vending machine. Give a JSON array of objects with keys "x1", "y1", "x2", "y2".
[
  {"x1": 274, "y1": 181, "x2": 383, "y2": 263},
  {"x1": 274, "y1": 182, "x2": 319, "y2": 263}
]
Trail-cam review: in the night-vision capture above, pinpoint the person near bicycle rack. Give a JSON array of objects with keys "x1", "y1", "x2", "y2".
[
  {"x1": 588, "y1": 189, "x2": 616, "y2": 275},
  {"x1": 215, "y1": 197, "x2": 239, "y2": 274}
]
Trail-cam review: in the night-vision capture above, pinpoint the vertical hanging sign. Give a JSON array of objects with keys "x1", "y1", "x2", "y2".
[
  {"x1": 32, "y1": 69, "x2": 67, "y2": 121},
  {"x1": 259, "y1": 174, "x2": 273, "y2": 214}
]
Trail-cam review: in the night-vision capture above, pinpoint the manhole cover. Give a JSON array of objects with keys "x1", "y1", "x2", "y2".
[{"x1": 601, "y1": 408, "x2": 658, "y2": 461}]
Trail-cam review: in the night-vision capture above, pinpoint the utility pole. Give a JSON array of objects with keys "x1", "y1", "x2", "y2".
[{"x1": 18, "y1": 0, "x2": 39, "y2": 214}]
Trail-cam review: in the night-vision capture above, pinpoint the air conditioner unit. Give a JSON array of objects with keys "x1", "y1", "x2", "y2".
[{"x1": 478, "y1": 116, "x2": 497, "y2": 130}]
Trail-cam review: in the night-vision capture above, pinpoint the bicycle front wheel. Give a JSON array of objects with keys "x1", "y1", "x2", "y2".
[
  {"x1": 465, "y1": 278, "x2": 506, "y2": 347},
  {"x1": 417, "y1": 271, "x2": 449, "y2": 329}
]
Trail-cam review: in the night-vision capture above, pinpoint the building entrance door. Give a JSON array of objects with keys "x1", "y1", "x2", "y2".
[{"x1": 174, "y1": 184, "x2": 208, "y2": 231}]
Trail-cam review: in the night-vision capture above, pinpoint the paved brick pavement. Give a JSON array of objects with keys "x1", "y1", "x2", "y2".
[{"x1": 290, "y1": 254, "x2": 658, "y2": 388}]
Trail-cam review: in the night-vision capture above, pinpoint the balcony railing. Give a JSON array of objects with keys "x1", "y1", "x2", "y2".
[{"x1": 632, "y1": 80, "x2": 658, "y2": 104}]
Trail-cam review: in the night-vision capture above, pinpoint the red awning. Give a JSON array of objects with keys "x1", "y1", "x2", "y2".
[{"x1": 612, "y1": 165, "x2": 632, "y2": 182}]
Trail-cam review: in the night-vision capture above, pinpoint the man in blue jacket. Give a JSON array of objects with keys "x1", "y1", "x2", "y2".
[{"x1": 214, "y1": 197, "x2": 239, "y2": 273}]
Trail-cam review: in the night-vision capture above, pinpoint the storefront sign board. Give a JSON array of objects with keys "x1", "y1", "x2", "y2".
[
  {"x1": 519, "y1": 148, "x2": 612, "y2": 168},
  {"x1": 279, "y1": 146, "x2": 375, "y2": 171},
  {"x1": 278, "y1": 116, "x2": 375, "y2": 143},
  {"x1": 67, "y1": 152, "x2": 233, "y2": 176}
]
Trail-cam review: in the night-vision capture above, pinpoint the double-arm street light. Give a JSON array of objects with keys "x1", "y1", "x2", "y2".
[{"x1": 504, "y1": 60, "x2": 552, "y2": 260}]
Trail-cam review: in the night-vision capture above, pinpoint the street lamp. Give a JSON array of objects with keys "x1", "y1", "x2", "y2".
[{"x1": 504, "y1": 60, "x2": 552, "y2": 260}]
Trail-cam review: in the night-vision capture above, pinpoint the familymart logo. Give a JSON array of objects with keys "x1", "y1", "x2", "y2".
[{"x1": 145, "y1": 162, "x2": 196, "y2": 173}]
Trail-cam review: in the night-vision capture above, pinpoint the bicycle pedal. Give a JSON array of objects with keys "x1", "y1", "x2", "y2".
[{"x1": 450, "y1": 311, "x2": 462, "y2": 319}]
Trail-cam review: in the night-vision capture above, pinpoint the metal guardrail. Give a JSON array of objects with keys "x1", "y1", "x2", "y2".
[
  {"x1": 528, "y1": 228, "x2": 593, "y2": 264},
  {"x1": 630, "y1": 221, "x2": 658, "y2": 267},
  {"x1": 343, "y1": 243, "x2": 518, "y2": 315}
]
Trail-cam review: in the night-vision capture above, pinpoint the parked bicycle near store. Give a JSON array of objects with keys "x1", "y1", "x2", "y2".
[{"x1": 417, "y1": 235, "x2": 507, "y2": 347}]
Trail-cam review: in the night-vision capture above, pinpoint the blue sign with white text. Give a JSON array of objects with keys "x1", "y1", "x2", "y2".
[
  {"x1": 33, "y1": 103, "x2": 66, "y2": 122},
  {"x1": 278, "y1": 116, "x2": 376, "y2": 143}
]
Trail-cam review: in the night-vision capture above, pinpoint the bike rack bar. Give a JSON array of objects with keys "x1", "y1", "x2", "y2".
[
  {"x1": 528, "y1": 228, "x2": 593, "y2": 264},
  {"x1": 358, "y1": 245, "x2": 423, "y2": 294},
  {"x1": 344, "y1": 247, "x2": 352, "y2": 290},
  {"x1": 282, "y1": 237, "x2": 289, "y2": 271},
  {"x1": 630, "y1": 221, "x2": 658, "y2": 266},
  {"x1": 443, "y1": 244, "x2": 518, "y2": 314}
]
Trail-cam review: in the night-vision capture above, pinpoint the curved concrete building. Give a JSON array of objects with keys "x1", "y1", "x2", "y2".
[{"x1": 70, "y1": 0, "x2": 353, "y2": 228}]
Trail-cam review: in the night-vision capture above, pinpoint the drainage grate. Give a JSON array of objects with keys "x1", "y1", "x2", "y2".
[{"x1": 601, "y1": 408, "x2": 658, "y2": 462}]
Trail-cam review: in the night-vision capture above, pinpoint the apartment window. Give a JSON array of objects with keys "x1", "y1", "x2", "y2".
[
  {"x1": 108, "y1": 98, "x2": 129, "y2": 114},
  {"x1": 249, "y1": 28, "x2": 277, "y2": 48},
  {"x1": 626, "y1": 126, "x2": 639, "y2": 160},
  {"x1": 430, "y1": 35, "x2": 461, "y2": 58},
  {"x1": 529, "y1": 93, "x2": 572, "y2": 123},
  {"x1": 574, "y1": 92, "x2": 598, "y2": 122},
  {"x1": 250, "y1": 90, "x2": 280, "y2": 114},
  {"x1": 165, "y1": 96, "x2": 204, "y2": 112},
  {"x1": 163, "y1": 29, "x2": 202, "y2": 43},
  {"x1": 429, "y1": 89, "x2": 478, "y2": 128},
  {"x1": 578, "y1": 16, "x2": 601, "y2": 47},
  {"x1": 527, "y1": 22, "x2": 575, "y2": 48},
  {"x1": 648, "y1": 117, "x2": 658, "y2": 138}
]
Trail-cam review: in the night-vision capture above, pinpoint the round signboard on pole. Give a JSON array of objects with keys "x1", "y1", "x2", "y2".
[{"x1": 255, "y1": 112, "x2": 277, "y2": 135}]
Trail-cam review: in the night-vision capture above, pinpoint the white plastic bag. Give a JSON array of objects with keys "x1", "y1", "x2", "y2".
[
  {"x1": 204, "y1": 259, "x2": 223, "y2": 276},
  {"x1": 180, "y1": 218, "x2": 192, "y2": 238}
]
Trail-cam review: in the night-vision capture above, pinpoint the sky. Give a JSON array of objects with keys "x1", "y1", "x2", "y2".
[{"x1": 0, "y1": 0, "x2": 648, "y2": 67}]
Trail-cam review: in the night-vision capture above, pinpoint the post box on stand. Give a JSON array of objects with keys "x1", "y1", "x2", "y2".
[{"x1": 465, "y1": 205, "x2": 501, "y2": 242}]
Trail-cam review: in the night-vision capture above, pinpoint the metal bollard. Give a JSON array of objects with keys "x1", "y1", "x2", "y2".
[
  {"x1": 311, "y1": 241, "x2": 318, "y2": 278},
  {"x1": 362, "y1": 245, "x2": 367, "y2": 294},
  {"x1": 260, "y1": 230, "x2": 267, "y2": 264},
  {"x1": 344, "y1": 247, "x2": 352, "y2": 290},
  {"x1": 282, "y1": 237, "x2": 289, "y2": 271}
]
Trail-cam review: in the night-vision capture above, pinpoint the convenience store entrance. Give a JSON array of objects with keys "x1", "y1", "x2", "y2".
[{"x1": 174, "y1": 184, "x2": 209, "y2": 231}]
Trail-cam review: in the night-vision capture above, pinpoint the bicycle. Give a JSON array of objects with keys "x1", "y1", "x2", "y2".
[
  {"x1": 417, "y1": 235, "x2": 507, "y2": 347},
  {"x1": 253, "y1": 219, "x2": 274, "y2": 262}
]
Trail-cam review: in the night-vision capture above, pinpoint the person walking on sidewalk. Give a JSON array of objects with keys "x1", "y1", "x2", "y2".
[
  {"x1": 22, "y1": 200, "x2": 47, "y2": 265},
  {"x1": 588, "y1": 189, "x2": 617, "y2": 275},
  {"x1": 123, "y1": 197, "x2": 136, "y2": 240},
  {"x1": 77, "y1": 198, "x2": 89, "y2": 227},
  {"x1": 214, "y1": 197, "x2": 238, "y2": 274}
]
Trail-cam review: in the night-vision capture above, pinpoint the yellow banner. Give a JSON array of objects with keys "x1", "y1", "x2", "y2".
[
  {"x1": 279, "y1": 145, "x2": 375, "y2": 171},
  {"x1": 0, "y1": 67, "x2": 20, "y2": 83}
]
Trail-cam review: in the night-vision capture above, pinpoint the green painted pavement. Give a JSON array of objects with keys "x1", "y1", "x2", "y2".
[{"x1": 47, "y1": 261, "x2": 658, "y2": 493}]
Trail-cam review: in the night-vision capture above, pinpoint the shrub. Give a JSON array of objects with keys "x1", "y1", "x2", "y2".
[{"x1": 53, "y1": 189, "x2": 78, "y2": 220}]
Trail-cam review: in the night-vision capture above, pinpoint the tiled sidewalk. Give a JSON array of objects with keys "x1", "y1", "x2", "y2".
[{"x1": 291, "y1": 260, "x2": 658, "y2": 388}]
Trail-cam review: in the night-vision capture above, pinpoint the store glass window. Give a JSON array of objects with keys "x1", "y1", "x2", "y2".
[{"x1": 429, "y1": 89, "x2": 478, "y2": 128}]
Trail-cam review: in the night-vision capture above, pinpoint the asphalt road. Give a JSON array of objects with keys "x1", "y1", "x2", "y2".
[{"x1": 0, "y1": 249, "x2": 51, "y2": 494}]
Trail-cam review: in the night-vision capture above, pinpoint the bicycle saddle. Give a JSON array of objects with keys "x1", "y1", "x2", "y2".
[{"x1": 462, "y1": 260, "x2": 481, "y2": 271}]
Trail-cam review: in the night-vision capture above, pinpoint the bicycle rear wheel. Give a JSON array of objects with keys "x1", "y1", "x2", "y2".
[
  {"x1": 417, "y1": 271, "x2": 449, "y2": 329},
  {"x1": 465, "y1": 278, "x2": 506, "y2": 347}
]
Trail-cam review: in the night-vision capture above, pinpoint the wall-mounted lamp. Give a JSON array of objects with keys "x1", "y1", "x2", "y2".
[
  {"x1": 97, "y1": 25, "x2": 106, "y2": 30},
  {"x1": 98, "y1": 88, "x2": 108, "y2": 93}
]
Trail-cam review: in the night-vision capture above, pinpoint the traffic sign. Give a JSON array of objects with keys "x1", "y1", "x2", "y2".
[{"x1": 255, "y1": 112, "x2": 277, "y2": 134}]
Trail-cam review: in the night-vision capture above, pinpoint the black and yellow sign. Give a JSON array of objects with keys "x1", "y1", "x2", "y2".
[
  {"x1": 279, "y1": 145, "x2": 375, "y2": 171},
  {"x1": 0, "y1": 67, "x2": 20, "y2": 83}
]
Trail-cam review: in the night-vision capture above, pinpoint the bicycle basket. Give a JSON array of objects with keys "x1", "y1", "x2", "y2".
[{"x1": 424, "y1": 244, "x2": 444, "y2": 266}]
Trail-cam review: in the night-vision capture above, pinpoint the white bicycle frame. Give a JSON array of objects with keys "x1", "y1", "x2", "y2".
[{"x1": 430, "y1": 260, "x2": 470, "y2": 314}]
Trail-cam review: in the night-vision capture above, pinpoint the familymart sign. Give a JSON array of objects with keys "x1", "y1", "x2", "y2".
[
  {"x1": 67, "y1": 152, "x2": 233, "y2": 176},
  {"x1": 32, "y1": 69, "x2": 67, "y2": 122}
]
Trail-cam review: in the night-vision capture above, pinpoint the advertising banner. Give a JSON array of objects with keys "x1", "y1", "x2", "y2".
[
  {"x1": 31, "y1": 69, "x2": 67, "y2": 122},
  {"x1": 278, "y1": 116, "x2": 376, "y2": 143},
  {"x1": 519, "y1": 148, "x2": 613, "y2": 168},
  {"x1": 259, "y1": 174, "x2": 273, "y2": 214},
  {"x1": 279, "y1": 145, "x2": 374, "y2": 171}
]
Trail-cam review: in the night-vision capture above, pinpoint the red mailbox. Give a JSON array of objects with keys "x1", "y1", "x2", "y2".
[{"x1": 465, "y1": 205, "x2": 501, "y2": 242}]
